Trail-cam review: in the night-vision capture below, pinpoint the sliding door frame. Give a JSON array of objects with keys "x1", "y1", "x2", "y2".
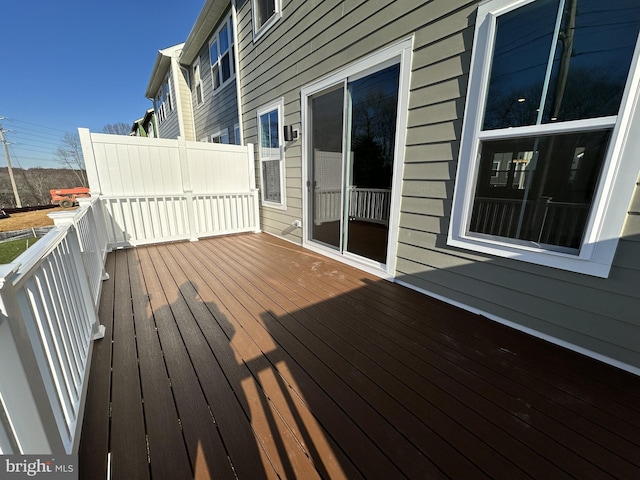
[{"x1": 301, "y1": 37, "x2": 413, "y2": 277}]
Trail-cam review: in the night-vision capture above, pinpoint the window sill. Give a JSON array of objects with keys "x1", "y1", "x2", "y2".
[
  {"x1": 261, "y1": 201, "x2": 287, "y2": 211},
  {"x1": 211, "y1": 76, "x2": 236, "y2": 97},
  {"x1": 446, "y1": 234, "x2": 617, "y2": 278}
]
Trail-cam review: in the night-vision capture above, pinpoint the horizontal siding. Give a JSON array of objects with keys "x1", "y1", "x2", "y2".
[
  {"x1": 238, "y1": 0, "x2": 640, "y2": 369},
  {"x1": 158, "y1": 67, "x2": 183, "y2": 140},
  {"x1": 187, "y1": 7, "x2": 240, "y2": 144}
]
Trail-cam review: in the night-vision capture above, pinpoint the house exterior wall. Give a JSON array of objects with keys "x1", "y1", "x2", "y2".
[
  {"x1": 191, "y1": 47, "x2": 240, "y2": 143},
  {"x1": 153, "y1": 49, "x2": 195, "y2": 140},
  {"x1": 182, "y1": 6, "x2": 241, "y2": 144},
  {"x1": 234, "y1": 0, "x2": 640, "y2": 371},
  {"x1": 156, "y1": 73, "x2": 182, "y2": 139}
]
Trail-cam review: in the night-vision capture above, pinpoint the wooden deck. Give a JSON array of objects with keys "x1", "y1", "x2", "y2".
[{"x1": 78, "y1": 233, "x2": 640, "y2": 479}]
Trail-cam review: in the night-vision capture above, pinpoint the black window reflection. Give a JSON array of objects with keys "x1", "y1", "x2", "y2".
[
  {"x1": 483, "y1": 0, "x2": 640, "y2": 130},
  {"x1": 470, "y1": 130, "x2": 612, "y2": 249}
]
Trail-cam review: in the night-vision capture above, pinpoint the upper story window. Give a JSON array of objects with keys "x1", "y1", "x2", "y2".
[
  {"x1": 193, "y1": 61, "x2": 203, "y2": 106},
  {"x1": 154, "y1": 76, "x2": 174, "y2": 125},
  {"x1": 209, "y1": 14, "x2": 235, "y2": 92},
  {"x1": 449, "y1": 0, "x2": 640, "y2": 277},
  {"x1": 252, "y1": 0, "x2": 281, "y2": 40}
]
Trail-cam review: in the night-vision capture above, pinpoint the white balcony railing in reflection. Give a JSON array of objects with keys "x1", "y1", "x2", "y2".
[
  {"x1": 470, "y1": 197, "x2": 590, "y2": 249},
  {"x1": 314, "y1": 187, "x2": 391, "y2": 226}
]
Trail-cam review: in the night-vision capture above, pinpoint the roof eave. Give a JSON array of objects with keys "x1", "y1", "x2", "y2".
[
  {"x1": 180, "y1": 0, "x2": 229, "y2": 66},
  {"x1": 144, "y1": 43, "x2": 185, "y2": 99}
]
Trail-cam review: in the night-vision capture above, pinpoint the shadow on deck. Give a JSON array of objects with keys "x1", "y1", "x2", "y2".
[{"x1": 79, "y1": 233, "x2": 640, "y2": 479}]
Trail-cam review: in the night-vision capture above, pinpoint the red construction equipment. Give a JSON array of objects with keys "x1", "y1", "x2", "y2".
[{"x1": 50, "y1": 187, "x2": 90, "y2": 208}]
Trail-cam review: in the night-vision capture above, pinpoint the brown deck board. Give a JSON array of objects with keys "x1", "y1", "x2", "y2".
[
  {"x1": 154, "y1": 244, "x2": 352, "y2": 480},
  {"x1": 80, "y1": 233, "x2": 640, "y2": 480},
  {"x1": 78, "y1": 253, "x2": 115, "y2": 478},
  {"x1": 127, "y1": 249, "x2": 194, "y2": 479},
  {"x1": 109, "y1": 250, "x2": 150, "y2": 480},
  {"x1": 141, "y1": 246, "x2": 277, "y2": 480}
]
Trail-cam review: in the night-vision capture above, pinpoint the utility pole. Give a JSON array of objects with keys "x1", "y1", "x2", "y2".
[{"x1": 0, "y1": 121, "x2": 22, "y2": 207}]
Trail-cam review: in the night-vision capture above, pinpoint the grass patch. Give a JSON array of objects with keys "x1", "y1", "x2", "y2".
[{"x1": 0, "y1": 237, "x2": 40, "y2": 264}]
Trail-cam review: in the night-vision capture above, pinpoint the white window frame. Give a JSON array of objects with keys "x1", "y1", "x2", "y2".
[
  {"x1": 234, "y1": 123, "x2": 241, "y2": 145},
  {"x1": 209, "y1": 13, "x2": 235, "y2": 94},
  {"x1": 252, "y1": 0, "x2": 281, "y2": 41},
  {"x1": 448, "y1": 0, "x2": 640, "y2": 278},
  {"x1": 257, "y1": 99, "x2": 286, "y2": 209},
  {"x1": 211, "y1": 128, "x2": 230, "y2": 144},
  {"x1": 193, "y1": 60, "x2": 203, "y2": 106},
  {"x1": 155, "y1": 75, "x2": 174, "y2": 125}
]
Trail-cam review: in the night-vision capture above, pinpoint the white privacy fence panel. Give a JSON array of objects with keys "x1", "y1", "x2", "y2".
[
  {"x1": 0, "y1": 199, "x2": 106, "y2": 454},
  {"x1": 87, "y1": 135, "x2": 183, "y2": 196},
  {"x1": 80, "y1": 129, "x2": 260, "y2": 248}
]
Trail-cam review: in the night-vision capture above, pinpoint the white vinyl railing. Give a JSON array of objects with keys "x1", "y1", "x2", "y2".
[{"x1": 0, "y1": 198, "x2": 107, "y2": 454}]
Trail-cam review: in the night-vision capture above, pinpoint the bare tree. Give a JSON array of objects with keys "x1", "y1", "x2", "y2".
[
  {"x1": 55, "y1": 132, "x2": 88, "y2": 186},
  {"x1": 102, "y1": 123, "x2": 131, "y2": 135}
]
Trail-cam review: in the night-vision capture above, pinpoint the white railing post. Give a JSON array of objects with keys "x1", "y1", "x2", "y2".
[
  {"x1": 247, "y1": 144, "x2": 261, "y2": 233},
  {"x1": 179, "y1": 136, "x2": 199, "y2": 241},
  {"x1": 78, "y1": 128, "x2": 102, "y2": 196}
]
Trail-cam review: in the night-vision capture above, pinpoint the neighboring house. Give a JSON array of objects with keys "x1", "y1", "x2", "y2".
[
  {"x1": 130, "y1": 109, "x2": 157, "y2": 138},
  {"x1": 179, "y1": 1, "x2": 242, "y2": 145},
  {"x1": 145, "y1": 43, "x2": 196, "y2": 140},
  {"x1": 143, "y1": 0, "x2": 640, "y2": 372},
  {"x1": 231, "y1": 0, "x2": 640, "y2": 372}
]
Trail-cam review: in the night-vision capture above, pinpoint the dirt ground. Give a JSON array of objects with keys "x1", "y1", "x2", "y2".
[{"x1": 0, "y1": 207, "x2": 73, "y2": 232}]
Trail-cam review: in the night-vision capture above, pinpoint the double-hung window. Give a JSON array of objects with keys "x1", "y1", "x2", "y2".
[
  {"x1": 209, "y1": 14, "x2": 235, "y2": 92},
  {"x1": 155, "y1": 76, "x2": 174, "y2": 124},
  {"x1": 193, "y1": 61, "x2": 203, "y2": 106},
  {"x1": 252, "y1": 0, "x2": 281, "y2": 39},
  {"x1": 257, "y1": 100, "x2": 285, "y2": 207},
  {"x1": 449, "y1": 0, "x2": 640, "y2": 277}
]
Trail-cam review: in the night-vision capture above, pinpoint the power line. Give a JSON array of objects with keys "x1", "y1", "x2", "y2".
[{"x1": 0, "y1": 115, "x2": 68, "y2": 134}]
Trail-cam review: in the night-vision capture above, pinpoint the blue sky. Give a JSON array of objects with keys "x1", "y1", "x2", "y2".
[{"x1": 0, "y1": 0, "x2": 204, "y2": 168}]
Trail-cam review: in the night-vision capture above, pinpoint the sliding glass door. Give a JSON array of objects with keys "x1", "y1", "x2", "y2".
[{"x1": 307, "y1": 63, "x2": 400, "y2": 265}]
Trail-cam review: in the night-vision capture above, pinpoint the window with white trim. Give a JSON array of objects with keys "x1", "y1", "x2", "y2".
[
  {"x1": 209, "y1": 14, "x2": 235, "y2": 92},
  {"x1": 193, "y1": 61, "x2": 203, "y2": 106},
  {"x1": 449, "y1": 0, "x2": 640, "y2": 277},
  {"x1": 252, "y1": 0, "x2": 281, "y2": 39},
  {"x1": 234, "y1": 123, "x2": 241, "y2": 145},
  {"x1": 154, "y1": 75, "x2": 174, "y2": 124},
  {"x1": 211, "y1": 128, "x2": 230, "y2": 144},
  {"x1": 257, "y1": 100, "x2": 285, "y2": 207}
]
